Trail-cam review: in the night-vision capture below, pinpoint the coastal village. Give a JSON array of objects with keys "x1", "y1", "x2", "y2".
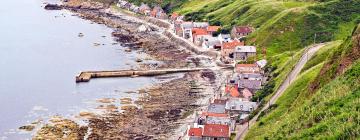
[
  {"x1": 5, "y1": 0, "x2": 357, "y2": 139},
  {"x1": 117, "y1": 1, "x2": 268, "y2": 139}
]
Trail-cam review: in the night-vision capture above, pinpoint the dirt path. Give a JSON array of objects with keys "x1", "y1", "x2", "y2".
[{"x1": 235, "y1": 43, "x2": 326, "y2": 140}]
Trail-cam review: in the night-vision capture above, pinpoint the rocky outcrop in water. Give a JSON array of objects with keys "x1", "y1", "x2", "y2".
[{"x1": 44, "y1": 4, "x2": 63, "y2": 10}]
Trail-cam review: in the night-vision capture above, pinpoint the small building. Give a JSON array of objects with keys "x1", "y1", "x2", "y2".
[
  {"x1": 207, "y1": 26, "x2": 221, "y2": 35},
  {"x1": 225, "y1": 99, "x2": 258, "y2": 114},
  {"x1": 130, "y1": 5, "x2": 139, "y2": 13},
  {"x1": 238, "y1": 79, "x2": 262, "y2": 93},
  {"x1": 117, "y1": 0, "x2": 128, "y2": 8},
  {"x1": 218, "y1": 34, "x2": 232, "y2": 43},
  {"x1": 150, "y1": 5, "x2": 164, "y2": 18},
  {"x1": 139, "y1": 3, "x2": 151, "y2": 15},
  {"x1": 180, "y1": 22, "x2": 209, "y2": 40},
  {"x1": 181, "y1": 22, "x2": 194, "y2": 39},
  {"x1": 256, "y1": 59, "x2": 268, "y2": 69},
  {"x1": 231, "y1": 26, "x2": 253, "y2": 38},
  {"x1": 233, "y1": 46, "x2": 256, "y2": 61},
  {"x1": 192, "y1": 28, "x2": 211, "y2": 45},
  {"x1": 200, "y1": 112, "x2": 231, "y2": 126},
  {"x1": 123, "y1": 2, "x2": 132, "y2": 10},
  {"x1": 193, "y1": 22, "x2": 209, "y2": 29},
  {"x1": 174, "y1": 20, "x2": 184, "y2": 36},
  {"x1": 202, "y1": 36, "x2": 222, "y2": 49},
  {"x1": 187, "y1": 127, "x2": 202, "y2": 140},
  {"x1": 225, "y1": 84, "x2": 240, "y2": 98},
  {"x1": 170, "y1": 12, "x2": 183, "y2": 22},
  {"x1": 235, "y1": 64, "x2": 261, "y2": 73},
  {"x1": 221, "y1": 40, "x2": 244, "y2": 63},
  {"x1": 238, "y1": 114, "x2": 250, "y2": 124},
  {"x1": 202, "y1": 124, "x2": 230, "y2": 140}
]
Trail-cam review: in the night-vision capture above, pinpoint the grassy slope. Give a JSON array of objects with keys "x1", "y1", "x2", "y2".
[
  {"x1": 301, "y1": 40, "x2": 343, "y2": 72},
  {"x1": 246, "y1": 61, "x2": 360, "y2": 139},
  {"x1": 171, "y1": 0, "x2": 360, "y2": 103},
  {"x1": 245, "y1": 25, "x2": 360, "y2": 139}
]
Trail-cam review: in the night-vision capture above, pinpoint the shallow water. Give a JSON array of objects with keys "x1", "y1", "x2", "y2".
[{"x1": 0, "y1": 0, "x2": 163, "y2": 139}]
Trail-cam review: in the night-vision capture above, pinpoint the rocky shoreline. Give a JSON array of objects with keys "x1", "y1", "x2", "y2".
[
  {"x1": 58, "y1": 0, "x2": 198, "y2": 69},
  {"x1": 34, "y1": 0, "x2": 222, "y2": 139}
]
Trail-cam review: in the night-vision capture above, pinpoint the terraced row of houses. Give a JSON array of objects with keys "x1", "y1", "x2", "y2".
[
  {"x1": 117, "y1": 0, "x2": 257, "y2": 65},
  {"x1": 171, "y1": 18, "x2": 256, "y2": 64},
  {"x1": 184, "y1": 60, "x2": 267, "y2": 140}
]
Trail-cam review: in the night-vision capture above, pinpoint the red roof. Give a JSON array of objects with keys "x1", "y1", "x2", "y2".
[
  {"x1": 203, "y1": 124, "x2": 230, "y2": 138},
  {"x1": 234, "y1": 26, "x2": 253, "y2": 34},
  {"x1": 171, "y1": 12, "x2": 179, "y2": 19},
  {"x1": 192, "y1": 28, "x2": 209, "y2": 36},
  {"x1": 222, "y1": 40, "x2": 244, "y2": 49},
  {"x1": 188, "y1": 128, "x2": 202, "y2": 137},
  {"x1": 207, "y1": 26, "x2": 221, "y2": 32},
  {"x1": 225, "y1": 84, "x2": 240, "y2": 97}
]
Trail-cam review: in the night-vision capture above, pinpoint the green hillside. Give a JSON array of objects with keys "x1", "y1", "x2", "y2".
[
  {"x1": 245, "y1": 24, "x2": 360, "y2": 139},
  {"x1": 126, "y1": 0, "x2": 359, "y2": 102},
  {"x1": 174, "y1": 0, "x2": 359, "y2": 55}
]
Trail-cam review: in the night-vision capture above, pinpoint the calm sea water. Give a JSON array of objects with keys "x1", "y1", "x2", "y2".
[{"x1": 0, "y1": 0, "x2": 165, "y2": 139}]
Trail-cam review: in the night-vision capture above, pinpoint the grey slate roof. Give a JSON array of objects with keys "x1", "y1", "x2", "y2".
[
  {"x1": 238, "y1": 79, "x2": 262, "y2": 90},
  {"x1": 181, "y1": 22, "x2": 193, "y2": 29},
  {"x1": 206, "y1": 116, "x2": 231, "y2": 125},
  {"x1": 204, "y1": 37, "x2": 221, "y2": 46},
  {"x1": 234, "y1": 46, "x2": 256, "y2": 53},
  {"x1": 193, "y1": 22, "x2": 209, "y2": 28},
  {"x1": 207, "y1": 103, "x2": 226, "y2": 114},
  {"x1": 225, "y1": 99, "x2": 258, "y2": 112}
]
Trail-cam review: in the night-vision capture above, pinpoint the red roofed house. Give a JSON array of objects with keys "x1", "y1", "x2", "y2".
[
  {"x1": 170, "y1": 12, "x2": 179, "y2": 20},
  {"x1": 225, "y1": 84, "x2": 240, "y2": 98},
  {"x1": 170, "y1": 12, "x2": 183, "y2": 22},
  {"x1": 231, "y1": 26, "x2": 254, "y2": 38},
  {"x1": 150, "y1": 6, "x2": 166, "y2": 19},
  {"x1": 235, "y1": 64, "x2": 261, "y2": 74},
  {"x1": 207, "y1": 26, "x2": 221, "y2": 35},
  {"x1": 202, "y1": 124, "x2": 230, "y2": 140},
  {"x1": 221, "y1": 40, "x2": 244, "y2": 63},
  {"x1": 187, "y1": 127, "x2": 202, "y2": 140},
  {"x1": 192, "y1": 28, "x2": 212, "y2": 45}
]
